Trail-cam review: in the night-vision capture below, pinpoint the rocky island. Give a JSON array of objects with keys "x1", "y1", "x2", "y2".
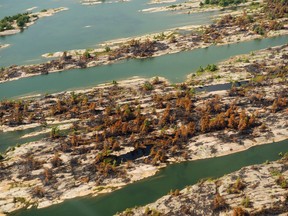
[
  {"x1": 0, "y1": 42, "x2": 287, "y2": 215},
  {"x1": 0, "y1": 7, "x2": 68, "y2": 37},
  {"x1": 118, "y1": 154, "x2": 288, "y2": 215},
  {"x1": 0, "y1": 0, "x2": 287, "y2": 83}
]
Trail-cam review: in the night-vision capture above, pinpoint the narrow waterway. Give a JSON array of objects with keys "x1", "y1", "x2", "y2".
[
  {"x1": 0, "y1": 35, "x2": 287, "y2": 100},
  {"x1": 0, "y1": 125, "x2": 73, "y2": 153},
  {"x1": 0, "y1": 126, "x2": 49, "y2": 153},
  {"x1": 14, "y1": 139, "x2": 288, "y2": 216}
]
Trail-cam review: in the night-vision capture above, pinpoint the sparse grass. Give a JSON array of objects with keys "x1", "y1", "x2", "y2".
[
  {"x1": 169, "y1": 189, "x2": 180, "y2": 196},
  {"x1": 154, "y1": 32, "x2": 166, "y2": 40},
  {"x1": 241, "y1": 196, "x2": 251, "y2": 208},
  {"x1": 144, "y1": 207, "x2": 162, "y2": 216},
  {"x1": 227, "y1": 177, "x2": 246, "y2": 194},
  {"x1": 270, "y1": 168, "x2": 281, "y2": 176},
  {"x1": 276, "y1": 175, "x2": 288, "y2": 189},
  {"x1": 143, "y1": 81, "x2": 154, "y2": 91},
  {"x1": 168, "y1": 4, "x2": 178, "y2": 8},
  {"x1": 122, "y1": 208, "x2": 134, "y2": 216},
  {"x1": 252, "y1": 75, "x2": 265, "y2": 83},
  {"x1": 197, "y1": 177, "x2": 215, "y2": 184}
]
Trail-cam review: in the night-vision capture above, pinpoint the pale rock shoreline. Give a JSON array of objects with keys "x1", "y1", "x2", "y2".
[
  {"x1": 0, "y1": 44, "x2": 10, "y2": 49},
  {"x1": 0, "y1": 7, "x2": 68, "y2": 37},
  {"x1": 117, "y1": 155, "x2": 288, "y2": 215},
  {"x1": 140, "y1": 0, "x2": 262, "y2": 15}
]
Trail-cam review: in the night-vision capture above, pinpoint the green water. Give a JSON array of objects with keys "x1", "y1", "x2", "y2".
[
  {"x1": 0, "y1": 0, "x2": 217, "y2": 66},
  {"x1": 14, "y1": 139, "x2": 288, "y2": 216},
  {"x1": 0, "y1": 127, "x2": 47, "y2": 153},
  {"x1": 0, "y1": 124, "x2": 72, "y2": 153},
  {"x1": 0, "y1": 35, "x2": 287, "y2": 100}
]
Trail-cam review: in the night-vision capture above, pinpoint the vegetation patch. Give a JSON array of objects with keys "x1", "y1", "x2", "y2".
[{"x1": 0, "y1": 12, "x2": 32, "y2": 31}]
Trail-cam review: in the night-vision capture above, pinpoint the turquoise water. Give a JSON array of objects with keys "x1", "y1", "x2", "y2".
[
  {"x1": 14, "y1": 139, "x2": 288, "y2": 216},
  {"x1": 0, "y1": 0, "x2": 217, "y2": 66},
  {"x1": 0, "y1": 35, "x2": 287, "y2": 100}
]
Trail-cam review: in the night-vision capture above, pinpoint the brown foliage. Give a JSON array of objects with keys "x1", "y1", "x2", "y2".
[
  {"x1": 32, "y1": 186, "x2": 45, "y2": 198},
  {"x1": 264, "y1": 0, "x2": 288, "y2": 19},
  {"x1": 275, "y1": 175, "x2": 288, "y2": 188},
  {"x1": 24, "y1": 155, "x2": 42, "y2": 171},
  {"x1": 233, "y1": 207, "x2": 249, "y2": 216},
  {"x1": 159, "y1": 103, "x2": 171, "y2": 126},
  {"x1": 51, "y1": 153, "x2": 63, "y2": 168},
  {"x1": 228, "y1": 114, "x2": 238, "y2": 129},
  {"x1": 200, "y1": 113, "x2": 210, "y2": 133},
  {"x1": 209, "y1": 113, "x2": 227, "y2": 131},
  {"x1": 271, "y1": 97, "x2": 287, "y2": 113},
  {"x1": 213, "y1": 193, "x2": 227, "y2": 211},
  {"x1": 43, "y1": 168, "x2": 54, "y2": 185}
]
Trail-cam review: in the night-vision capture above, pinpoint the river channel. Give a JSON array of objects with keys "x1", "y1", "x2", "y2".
[
  {"x1": 0, "y1": 35, "x2": 287, "y2": 100},
  {"x1": 14, "y1": 139, "x2": 288, "y2": 216}
]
